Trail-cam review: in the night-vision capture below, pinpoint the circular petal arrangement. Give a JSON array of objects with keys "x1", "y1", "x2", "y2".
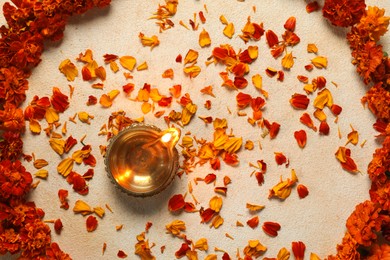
[{"x1": 0, "y1": 0, "x2": 389, "y2": 259}]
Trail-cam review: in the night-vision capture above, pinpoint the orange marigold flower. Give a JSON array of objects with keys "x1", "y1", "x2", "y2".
[
  {"x1": 352, "y1": 41, "x2": 383, "y2": 85},
  {"x1": 19, "y1": 219, "x2": 51, "y2": 258},
  {"x1": 331, "y1": 232, "x2": 359, "y2": 260},
  {"x1": 367, "y1": 136, "x2": 390, "y2": 184},
  {"x1": 358, "y1": 6, "x2": 390, "y2": 42},
  {"x1": 370, "y1": 181, "x2": 390, "y2": 211},
  {"x1": 346, "y1": 200, "x2": 389, "y2": 247},
  {"x1": 45, "y1": 242, "x2": 72, "y2": 260},
  {"x1": 322, "y1": 0, "x2": 366, "y2": 27},
  {"x1": 367, "y1": 243, "x2": 390, "y2": 260},
  {"x1": 362, "y1": 82, "x2": 390, "y2": 121}
]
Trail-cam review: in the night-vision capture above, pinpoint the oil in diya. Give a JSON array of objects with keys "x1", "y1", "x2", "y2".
[{"x1": 105, "y1": 123, "x2": 180, "y2": 197}]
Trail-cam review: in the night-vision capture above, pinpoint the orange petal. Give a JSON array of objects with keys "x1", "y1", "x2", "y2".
[
  {"x1": 290, "y1": 93, "x2": 309, "y2": 109},
  {"x1": 199, "y1": 28, "x2": 211, "y2": 47}
]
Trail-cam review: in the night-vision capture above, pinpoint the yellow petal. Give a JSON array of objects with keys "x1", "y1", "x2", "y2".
[
  {"x1": 110, "y1": 61, "x2": 119, "y2": 73},
  {"x1": 248, "y1": 46, "x2": 258, "y2": 59},
  {"x1": 213, "y1": 131, "x2": 229, "y2": 150},
  {"x1": 149, "y1": 88, "x2": 162, "y2": 102},
  {"x1": 313, "y1": 109, "x2": 327, "y2": 121},
  {"x1": 33, "y1": 159, "x2": 48, "y2": 169},
  {"x1": 277, "y1": 247, "x2": 290, "y2": 260},
  {"x1": 314, "y1": 88, "x2": 333, "y2": 109},
  {"x1": 223, "y1": 23, "x2": 235, "y2": 38},
  {"x1": 211, "y1": 215, "x2": 224, "y2": 228},
  {"x1": 310, "y1": 252, "x2": 321, "y2": 260},
  {"x1": 307, "y1": 43, "x2": 318, "y2": 53},
  {"x1": 213, "y1": 118, "x2": 228, "y2": 129},
  {"x1": 93, "y1": 207, "x2": 105, "y2": 218},
  {"x1": 311, "y1": 56, "x2": 328, "y2": 69},
  {"x1": 181, "y1": 136, "x2": 194, "y2": 148},
  {"x1": 209, "y1": 196, "x2": 223, "y2": 212},
  {"x1": 282, "y1": 52, "x2": 294, "y2": 69},
  {"x1": 72, "y1": 148, "x2": 90, "y2": 164},
  {"x1": 137, "y1": 89, "x2": 150, "y2": 102},
  {"x1": 224, "y1": 137, "x2": 242, "y2": 154},
  {"x1": 78, "y1": 111, "x2": 93, "y2": 124},
  {"x1": 194, "y1": 238, "x2": 208, "y2": 251},
  {"x1": 141, "y1": 102, "x2": 152, "y2": 114},
  {"x1": 346, "y1": 125, "x2": 359, "y2": 146},
  {"x1": 182, "y1": 102, "x2": 197, "y2": 125},
  {"x1": 45, "y1": 107, "x2": 59, "y2": 124},
  {"x1": 119, "y1": 56, "x2": 137, "y2": 71},
  {"x1": 184, "y1": 66, "x2": 201, "y2": 78},
  {"x1": 59, "y1": 59, "x2": 78, "y2": 81},
  {"x1": 246, "y1": 203, "x2": 265, "y2": 212},
  {"x1": 335, "y1": 146, "x2": 348, "y2": 163},
  {"x1": 136, "y1": 61, "x2": 148, "y2": 71},
  {"x1": 139, "y1": 33, "x2": 160, "y2": 49},
  {"x1": 108, "y1": 89, "x2": 120, "y2": 100},
  {"x1": 73, "y1": 200, "x2": 92, "y2": 214},
  {"x1": 29, "y1": 119, "x2": 41, "y2": 134},
  {"x1": 49, "y1": 138, "x2": 65, "y2": 155},
  {"x1": 57, "y1": 157, "x2": 74, "y2": 177},
  {"x1": 184, "y1": 49, "x2": 199, "y2": 65},
  {"x1": 198, "y1": 144, "x2": 215, "y2": 159},
  {"x1": 199, "y1": 28, "x2": 211, "y2": 47},
  {"x1": 78, "y1": 49, "x2": 94, "y2": 63},
  {"x1": 34, "y1": 169, "x2": 49, "y2": 179},
  {"x1": 219, "y1": 15, "x2": 228, "y2": 25},
  {"x1": 165, "y1": 220, "x2": 186, "y2": 235}
]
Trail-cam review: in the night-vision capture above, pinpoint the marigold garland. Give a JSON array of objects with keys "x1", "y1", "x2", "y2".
[{"x1": 0, "y1": 0, "x2": 389, "y2": 259}]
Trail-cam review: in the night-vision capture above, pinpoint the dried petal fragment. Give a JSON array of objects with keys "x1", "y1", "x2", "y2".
[
  {"x1": 136, "y1": 61, "x2": 148, "y2": 71},
  {"x1": 306, "y1": 1, "x2": 319, "y2": 13},
  {"x1": 262, "y1": 222, "x2": 281, "y2": 237},
  {"x1": 319, "y1": 121, "x2": 330, "y2": 135},
  {"x1": 223, "y1": 23, "x2": 235, "y2": 38},
  {"x1": 266, "y1": 30, "x2": 279, "y2": 48},
  {"x1": 297, "y1": 184, "x2": 309, "y2": 199},
  {"x1": 290, "y1": 93, "x2": 309, "y2": 110},
  {"x1": 100, "y1": 89, "x2": 120, "y2": 108},
  {"x1": 209, "y1": 196, "x2": 223, "y2": 212},
  {"x1": 294, "y1": 130, "x2": 307, "y2": 148},
  {"x1": 292, "y1": 241, "x2": 306, "y2": 260},
  {"x1": 194, "y1": 238, "x2": 208, "y2": 251},
  {"x1": 211, "y1": 215, "x2": 224, "y2": 228},
  {"x1": 243, "y1": 240, "x2": 267, "y2": 258},
  {"x1": 59, "y1": 59, "x2": 78, "y2": 81},
  {"x1": 54, "y1": 219, "x2": 63, "y2": 234},
  {"x1": 269, "y1": 170, "x2": 298, "y2": 200},
  {"x1": 35, "y1": 169, "x2": 48, "y2": 179},
  {"x1": 166, "y1": 220, "x2": 186, "y2": 236},
  {"x1": 311, "y1": 56, "x2": 328, "y2": 69},
  {"x1": 33, "y1": 159, "x2": 48, "y2": 169},
  {"x1": 277, "y1": 247, "x2": 290, "y2": 260},
  {"x1": 200, "y1": 208, "x2": 216, "y2": 223},
  {"x1": 284, "y1": 16, "x2": 296, "y2": 31},
  {"x1": 86, "y1": 215, "x2": 98, "y2": 232},
  {"x1": 331, "y1": 104, "x2": 342, "y2": 116},
  {"x1": 183, "y1": 65, "x2": 201, "y2": 78},
  {"x1": 346, "y1": 125, "x2": 359, "y2": 146},
  {"x1": 162, "y1": 69, "x2": 174, "y2": 79},
  {"x1": 307, "y1": 43, "x2": 318, "y2": 53},
  {"x1": 117, "y1": 250, "x2": 127, "y2": 258},
  {"x1": 246, "y1": 203, "x2": 265, "y2": 212},
  {"x1": 184, "y1": 49, "x2": 199, "y2": 65},
  {"x1": 57, "y1": 158, "x2": 74, "y2": 177},
  {"x1": 199, "y1": 28, "x2": 211, "y2": 47},
  {"x1": 274, "y1": 152, "x2": 287, "y2": 165},
  {"x1": 282, "y1": 52, "x2": 294, "y2": 69},
  {"x1": 139, "y1": 32, "x2": 160, "y2": 49},
  {"x1": 300, "y1": 113, "x2": 317, "y2": 131},
  {"x1": 314, "y1": 88, "x2": 333, "y2": 109},
  {"x1": 73, "y1": 200, "x2": 92, "y2": 214},
  {"x1": 119, "y1": 56, "x2": 136, "y2": 71},
  {"x1": 247, "y1": 216, "x2": 259, "y2": 228},
  {"x1": 78, "y1": 111, "x2": 94, "y2": 124}
]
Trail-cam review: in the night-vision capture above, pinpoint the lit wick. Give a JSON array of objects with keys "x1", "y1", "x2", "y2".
[{"x1": 141, "y1": 127, "x2": 181, "y2": 150}]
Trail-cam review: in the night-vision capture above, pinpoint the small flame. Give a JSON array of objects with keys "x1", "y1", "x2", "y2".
[
  {"x1": 161, "y1": 133, "x2": 173, "y2": 143},
  {"x1": 160, "y1": 128, "x2": 180, "y2": 145}
]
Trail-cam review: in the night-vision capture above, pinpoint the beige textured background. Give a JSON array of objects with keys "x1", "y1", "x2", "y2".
[{"x1": 2, "y1": 0, "x2": 390, "y2": 259}]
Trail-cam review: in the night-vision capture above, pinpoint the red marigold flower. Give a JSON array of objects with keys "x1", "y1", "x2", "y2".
[
  {"x1": 0, "y1": 160, "x2": 32, "y2": 203},
  {"x1": 0, "y1": 228, "x2": 20, "y2": 255},
  {"x1": 0, "y1": 131, "x2": 23, "y2": 161},
  {"x1": 0, "y1": 102, "x2": 25, "y2": 132},
  {"x1": 19, "y1": 219, "x2": 51, "y2": 258},
  {"x1": 0, "y1": 66, "x2": 29, "y2": 107},
  {"x1": 322, "y1": 0, "x2": 366, "y2": 27},
  {"x1": 45, "y1": 242, "x2": 72, "y2": 260},
  {"x1": 346, "y1": 200, "x2": 389, "y2": 247}
]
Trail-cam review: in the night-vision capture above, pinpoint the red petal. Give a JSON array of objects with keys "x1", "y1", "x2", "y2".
[
  {"x1": 168, "y1": 194, "x2": 186, "y2": 212},
  {"x1": 86, "y1": 216, "x2": 98, "y2": 232}
]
